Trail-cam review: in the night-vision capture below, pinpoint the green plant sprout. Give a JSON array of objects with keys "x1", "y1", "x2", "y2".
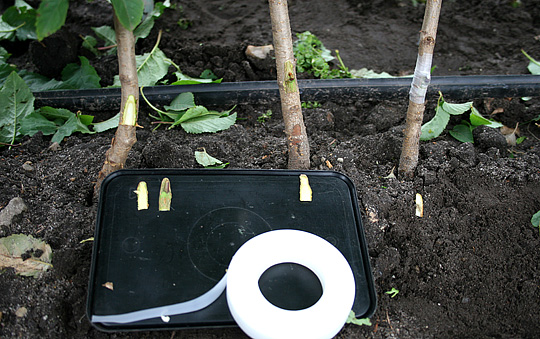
[
  {"x1": 532, "y1": 210, "x2": 540, "y2": 234},
  {"x1": 420, "y1": 92, "x2": 503, "y2": 143},
  {"x1": 386, "y1": 287, "x2": 399, "y2": 298},
  {"x1": 257, "y1": 110, "x2": 273, "y2": 123},
  {"x1": 346, "y1": 310, "x2": 372, "y2": 326},
  {"x1": 301, "y1": 101, "x2": 321, "y2": 109}
]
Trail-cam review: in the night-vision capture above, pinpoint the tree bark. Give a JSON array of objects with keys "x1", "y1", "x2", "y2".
[
  {"x1": 398, "y1": 0, "x2": 442, "y2": 178},
  {"x1": 268, "y1": 0, "x2": 310, "y2": 170},
  {"x1": 94, "y1": 12, "x2": 139, "y2": 194}
]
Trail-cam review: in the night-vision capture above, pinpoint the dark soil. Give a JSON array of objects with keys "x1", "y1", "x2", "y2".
[{"x1": 1, "y1": 0, "x2": 540, "y2": 338}]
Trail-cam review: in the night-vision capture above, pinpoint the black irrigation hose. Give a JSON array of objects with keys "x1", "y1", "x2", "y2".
[{"x1": 33, "y1": 75, "x2": 540, "y2": 111}]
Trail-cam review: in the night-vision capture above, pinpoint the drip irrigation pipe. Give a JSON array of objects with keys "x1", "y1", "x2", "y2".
[{"x1": 33, "y1": 75, "x2": 540, "y2": 111}]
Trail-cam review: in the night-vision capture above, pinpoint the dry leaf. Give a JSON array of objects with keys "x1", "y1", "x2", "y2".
[
  {"x1": 500, "y1": 123, "x2": 520, "y2": 146},
  {"x1": 491, "y1": 107, "x2": 504, "y2": 115},
  {"x1": 0, "y1": 234, "x2": 53, "y2": 278}
]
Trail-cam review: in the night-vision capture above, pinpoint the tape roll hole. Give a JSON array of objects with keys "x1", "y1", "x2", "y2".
[{"x1": 258, "y1": 262, "x2": 323, "y2": 311}]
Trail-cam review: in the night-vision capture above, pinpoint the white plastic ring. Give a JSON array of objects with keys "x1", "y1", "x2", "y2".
[{"x1": 226, "y1": 229, "x2": 356, "y2": 339}]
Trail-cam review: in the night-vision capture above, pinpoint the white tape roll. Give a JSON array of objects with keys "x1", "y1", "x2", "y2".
[{"x1": 227, "y1": 229, "x2": 356, "y2": 339}]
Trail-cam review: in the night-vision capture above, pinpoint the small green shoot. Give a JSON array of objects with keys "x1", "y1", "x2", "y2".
[
  {"x1": 79, "y1": 237, "x2": 94, "y2": 244},
  {"x1": 257, "y1": 110, "x2": 273, "y2": 123},
  {"x1": 346, "y1": 310, "x2": 372, "y2": 326},
  {"x1": 532, "y1": 210, "x2": 540, "y2": 234},
  {"x1": 195, "y1": 148, "x2": 228, "y2": 168},
  {"x1": 386, "y1": 287, "x2": 399, "y2": 298},
  {"x1": 301, "y1": 101, "x2": 321, "y2": 109},
  {"x1": 510, "y1": 0, "x2": 522, "y2": 8}
]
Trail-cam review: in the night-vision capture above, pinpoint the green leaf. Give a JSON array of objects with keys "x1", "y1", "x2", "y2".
[
  {"x1": 0, "y1": 17, "x2": 18, "y2": 41},
  {"x1": 0, "y1": 234, "x2": 53, "y2": 278},
  {"x1": 51, "y1": 114, "x2": 94, "y2": 144},
  {"x1": 133, "y1": 0, "x2": 172, "y2": 40},
  {"x1": 135, "y1": 48, "x2": 170, "y2": 87},
  {"x1": 522, "y1": 50, "x2": 540, "y2": 75},
  {"x1": 111, "y1": 0, "x2": 144, "y2": 31},
  {"x1": 195, "y1": 148, "x2": 223, "y2": 167},
  {"x1": 178, "y1": 105, "x2": 213, "y2": 123},
  {"x1": 81, "y1": 35, "x2": 100, "y2": 56},
  {"x1": 92, "y1": 113, "x2": 120, "y2": 133},
  {"x1": 36, "y1": 106, "x2": 73, "y2": 122},
  {"x1": 449, "y1": 123, "x2": 474, "y2": 143},
  {"x1": 92, "y1": 25, "x2": 117, "y2": 46},
  {"x1": 2, "y1": 4, "x2": 37, "y2": 41},
  {"x1": 0, "y1": 71, "x2": 34, "y2": 145},
  {"x1": 420, "y1": 107, "x2": 450, "y2": 141},
  {"x1": 0, "y1": 64, "x2": 18, "y2": 87},
  {"x1": 164, "y1": 92, "x2": 196, "y2": 111},
  {"x1": 18, "y1": 71, "x2": 64, "y2": 92},
  {"x1": 36, "y1": 0, "x2": 68, "y2": 41},
  {"x1": 350, "y1": 68, "x2": 395, "y2": 79},
  {"x1": 441, "y1": 100, "x2": 473, "y2": 115},
  {"x1": 60, "y1": 56, "x2": 101, "y2": 89},
  {"x1": 200, "y1": 69, "x2": 218, "y2": 80},
  {"x1": 0, "y1": 46, "x2": 11, "y2": 63},
  {"x1": 19, "y1": 111, "x2": 58, "y2": 136},
  {"x1": 469, "y1": 106, "x2": 503, "y2": 128},
  {"x1": 181, "y1": 112, "x2": 237, "y2": 134},
  {"x1": 532, "y1": 210, "x2": 540, "y2": 228},
  {"x1": 346, "y1": 311, "x2": 372, "y2": 326},
  {"x1": 171, "y1": 72, "x2": 222, "y2": 85}
]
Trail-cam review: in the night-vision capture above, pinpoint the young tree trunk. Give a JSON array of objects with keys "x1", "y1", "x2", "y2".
[
  {"x1": 268, "y1": 0, "x2": 310, "y2": 170},
  {"x1": 398, "y1": 0, "x2": 442, "y2": 178},
  {"x1": 94, "y1": 12, "x2": 139, "y2": 194}
]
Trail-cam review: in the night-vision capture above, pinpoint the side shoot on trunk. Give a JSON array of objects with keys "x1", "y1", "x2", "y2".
[
  {"x1": 398, "y1": 0, "x2": 442, "y2": 178},
  {"x1": 95, "y1": 1, "x2": 144, "y2": 194},
  {"x1": 268, "y1": 0, "x2": 310, "y2": 170}
]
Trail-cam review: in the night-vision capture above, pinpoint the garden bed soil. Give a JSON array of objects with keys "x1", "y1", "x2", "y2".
[{"x1": 1, "y1": 0, "x2": 540, "y2": 338}]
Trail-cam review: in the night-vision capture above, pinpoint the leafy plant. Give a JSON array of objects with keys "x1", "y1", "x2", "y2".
[
  {"x1": 420, "y1": 92, "x2": 502, "y2": 142},
  {"x1": 293, "y1": 31, "x2": 352, "y2": 79},
  {"x1": 142, "y1": 90, "x2": 236, "y2": 133},
  {"x1": 257, "y1": 110, "x2": 273, "y2": 123}
]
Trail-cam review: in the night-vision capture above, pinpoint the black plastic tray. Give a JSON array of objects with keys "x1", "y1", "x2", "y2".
[{"x1": 87, "y1": 169, "x2": 376, "y2": 331}]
